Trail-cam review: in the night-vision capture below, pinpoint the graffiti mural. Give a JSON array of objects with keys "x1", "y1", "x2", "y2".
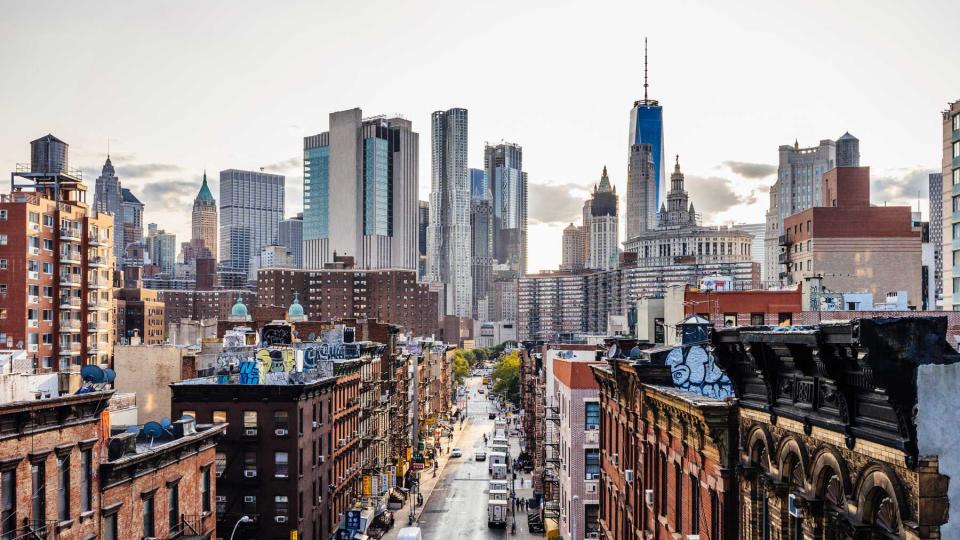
[{"x1": 664, "y1": 345, "x2": 734, "y2": 399}]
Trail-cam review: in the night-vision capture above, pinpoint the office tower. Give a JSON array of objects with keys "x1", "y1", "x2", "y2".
[
  {"x1": 627, "y1": 40, "x2": 665, "y2": 228},
  {"x1": 561, "y1": 223, "x2": 585, "y2": 270},
  {"x1": 942, "y1": 100, "x2": 960, "y2": 309},
  {"x1": 146, "y1": 225, "x2": 177, "y2": 275},
  {"x1": 190, "y1": 171, "x2": 217, "y2": 261},
  {"x1": 626, "y1": 143, "x2": 657, "y2": 239},
  {"x1": 586, "y1": 167, "x2": 619, "y2": 270},
  {"x1": 764, "y1": 137, "x2": 842, "y2": 283},
  {"x1": 2, "y1": 135, "x2": 116, "y2": 371},
  {"x1": 417, "y1": 201, "x2": 429, "y2": 279},
  {"x1": 302, "y1": 108, "x2": 418, "y2": 270},
  {"x1": 219, "y1": 168, "x2": 284, "y2": 273},
  {"x1": 930, "y1": 173, "x2": 943, "y2": 306},
  {"x1": 485, "y1": 142, "x2": 528, "y2": 275},
  {"x1": 120, "y1": 188, "x2": 143, "y2": 252},
  {"x1": 471, "y1": 197, "x2": 494, "y2": 320},
  {"x1": 427, "y1": 108, "x2": 472, "y2": 317},
  {"x1": 93, "y1": 154, "x2": 144, "y2": 267},
  {"x1": 470, "y1": 168, "x2": 487, "y2": 200},
  {"x1": 836, "y1": 131, "x2": 861, "y2": 167},
  {"x1": 732, "y1": 222, "x2": 766, "y2": 272},
  {"x1": 278, "y1": 212, "x2": 303, "y2": 268}
]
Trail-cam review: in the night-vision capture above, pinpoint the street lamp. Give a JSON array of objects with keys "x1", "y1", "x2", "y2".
[
  {"x1": 571, "y1": 495, "x2": 580, "y2": 540},
  {"x1": 229, "y1": 515, "x2": 251, "y2": 540}
]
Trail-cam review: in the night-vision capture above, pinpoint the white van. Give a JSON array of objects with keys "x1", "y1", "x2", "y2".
[
  {"x1": 489, "y1": 480, "x2": 510, "y2": 493},
  {"x1": 397, "y1": 527, "x2": 423, "y2": 540},
  {"x1": 488, "y1": 451, "x2": 507, "y2": 471},
  {"x1": 491, "y1": 462, "x2": 508, "y2": 480}
]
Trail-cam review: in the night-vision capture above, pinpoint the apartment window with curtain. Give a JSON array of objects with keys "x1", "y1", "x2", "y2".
[
  {"x1": 57, "y1": 454, "x2": 69, "y2": 521},
  {"x1": 274, "y1": 410, "x2": 289, "y2": 432},
  {"x1": 584, "y1": 401, "x2": 600, "y2": 430},
  {"x1": 1, "y1": 469, "x2": 15, "y2": 539},
  {"x1": 31, "y1": 461, "x2": 45, "y2": 522},
  {"x1": 142, "y1": 493, "x2": 155, "y2": 538}
]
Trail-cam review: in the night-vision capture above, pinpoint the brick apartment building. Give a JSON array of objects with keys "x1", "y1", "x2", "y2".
[
  {"x1": 0, "y1": 134, "x2": 116, "y2": 372},
  {"x1": 157, "y1": 288, "x2": 256, "y2": 328},
  {"x1": 115, "y1": 285, "x2": 165, "y2": 344},
  {"x1": 256, "y1": 263, "x2": 440, "y2": 337},
  {"x1": 780, "y1": 166, "x2": 921, "y2": 306},
  {"x1": 0, "y1": 390, "x2": 222, "y2": 540}
]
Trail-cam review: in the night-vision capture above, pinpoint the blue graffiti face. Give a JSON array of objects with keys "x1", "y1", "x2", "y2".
[{"x1": 664, "y1": 345, "x2": 733, "y2": 399}]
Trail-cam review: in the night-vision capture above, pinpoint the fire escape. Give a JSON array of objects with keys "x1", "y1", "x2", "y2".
[{"x1": 542, "y1": 394, "x2": 561, "y2": 524}]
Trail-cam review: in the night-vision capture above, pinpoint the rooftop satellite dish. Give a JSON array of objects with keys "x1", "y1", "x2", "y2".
[
  {"x1": 180, "y1": 413, "x2": 195, "y2": 421},
  {"x1": 160, "y1": 417, "x2": 172, "y2": 429},
  {"x1": 607, "y1": 344, "x2": 619, "y2": 359},
  {"x1": 125, "y1": 425, "x2": 140, "y2": 434},
  {"x1": 80, "y1": 364, "x2": 105, "y2": 384},
  {"x1": 143, "y1": 421, "x2": 164, "y2": 440},
  {"x1": 102, "y1": 368, "x2": 116, "y2": 384}
]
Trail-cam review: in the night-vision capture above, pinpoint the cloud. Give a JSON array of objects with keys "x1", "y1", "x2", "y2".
[
  {"x1": 263, "y1": 156, "x2": 302, "y2": 174},
  {"x1": 528, "y1": 181, "x2": 587, "y2": 225},
  {"x1": 139, "y1": 179, "x2": 199, "y2": 213},
  {"x1": 721, "y1": 161, "x2": 776, "y2": 179},
  {"x1": 115, "y1": 163, "x2": 184, "y2": 178},
  {"x1": 686, "y1": 175, "x2": 759, "y2": 215},
  {"x1": 872, "y1": 168, "x2": 935, "y2": 206}
]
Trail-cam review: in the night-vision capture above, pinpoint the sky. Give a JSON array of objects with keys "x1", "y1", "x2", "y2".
[{"x1": 1, "y1": 0, "x2": 956, "y2": 273}]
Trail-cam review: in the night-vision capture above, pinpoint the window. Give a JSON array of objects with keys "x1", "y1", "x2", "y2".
[
  {"x1": 274, "y1": 410, "x2": 289, "y2": 432},
  {"x1": 954, "y1": 168, "x2": 960, "y2": 186},
  {"x1": 274, "y1": 495, "x2": 289, "y2": 518},
  {"x1": 690, "y1": 475, "x2": 700, "y2": 534},
  {"x1": 0, "y1": 236, "x2": 6, "y2": 246},
  {"x1": 201, "y1": 466, "x2": 211, "y2": 514},
  {"x1": 584, "y1": 402, "x2": 600, "y2": 430},
  {"x1": 31, "y1": 461, "x2": 45, "y2": 522},
  {"x1": 80, "y1": 449, "x2": 92, "y2": 513},
  {"x1": 2, "y1": 469, "x2": 15, "y2": 539},
  {"x1": 142, "y1": 493, "x2": 155, "y2": 538},
  {"x1": 584, "y1": 449, "x2": 600, "y2": 479},
  {"x1": 0, "y1": 260, "x2": 5, "y2": 270},
  {"x1": 954, "y1": 141, "x2": 960, "y2": 159},
  {"x1": 43, "y1": 239, "x2": 53, "y2": 251},
  {"x1": 43, "y1": 215, "x2": 53, "y2": 227},
  {"x1": 168, "y1": 483, "x2": 179, "y2": 533},
  {"x1": 242, "y1": 495, "x2": 257, "y2": 515},
  {"x1": 212, "y1": 410, "x2": 227, "y2": 424},
  {"x1": 675, "y1": 463, "x2": 683, "y2": 533},
  {"x1": 244, "y1": 452, "x2": 257, "y2": 474},
  {"x1": 243, "y1": 410, "x2": 258, "y2": 431},
  {"x1": 57, "y1": 455, "x2": 69, "y2": 521},
  {"x1": 102, "y1": 513, "x2": 118, "y2": 540},
  {"x1": 711, "y1": 490, "x2": 720, "y2": 539},
  {"x1": 750, "y1": 313, "x2": 764, "y2": 325},
  {"x1": 0, "y1": 210, "x2": 5, "y2": 221},
  {"x1": 215, "y1": 452, "x2": 227, "y2": 477},
  {"x1": 216, "y1": 495, "x2": 227, "y2": 516},
  {"x1": 659, "y1": 453, "x2": 668, "y2": 515},
  {"x1": 275, "y1": 452, "x2": 289, "y2": 478}
]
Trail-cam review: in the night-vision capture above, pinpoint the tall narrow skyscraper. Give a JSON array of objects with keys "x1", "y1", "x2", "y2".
[
  {"x1": 302, "y1": 108, "x2": 418, "y2": 270},
  {"x1": 627, "y1": 39, "x2": 665, "y2": 238},
  {"x1": 586, "y1": 166, "x2": 619, "y2": 270},
  {"x1": 190, "y1": 171, "x2": 217, "y2": 260},
  {"x1": 219, "y1": 169, "x2": 284, "y2": 273},
  {"x1": 278, "y1": 213, "x2": 303, "y2": 268},
  {"x1": 484, "y1": 142, "x2": 528, "y2": 275},
  {"x1": 427, "y1": 108, "x2": 472, "y2": 317},
  {"x1": 93, "y1": 154, "x2": 145, "y2": 267},
  {"x1": 418, "y1": 201, "x2": 429, "y2": 279}
]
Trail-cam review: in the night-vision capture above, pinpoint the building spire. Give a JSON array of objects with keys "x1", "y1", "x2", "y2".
[{"x1": 644, "y1": 37, "x2": 649, "y2": 102}]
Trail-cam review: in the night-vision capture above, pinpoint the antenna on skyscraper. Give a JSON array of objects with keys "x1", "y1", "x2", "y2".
[{"x1": 644, "y1": 37, "x2": 649, "y2": 102}]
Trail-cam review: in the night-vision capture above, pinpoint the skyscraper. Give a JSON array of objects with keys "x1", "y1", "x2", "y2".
[
  {"x1": 929, "y1": 172, "x2": 943, "y2": 306},
  {"x1": 470, "y1": 168, "x2": 487, "y2": 200},
  {"x1": 278, "y1": 213, "x2": 303, "y2": 268},
  {"x1": 484, "y1": 142, "x2": 528, "y2": 275},
  {"x1": 427, "y1": 108, "x2": 472, "y2": 317},
  {"x1": 93, "y1": 155, "x2": 144, "y2": 267},
  {"x1": 471, "y1": 195, "x2": 494, "y2": 320},
  {"x1": 190, "y1": 171, "x2": 217, "y2": 261},
  {"x1": 120, "y1": 188, "x2": 143, "y2": 253},
  {"x1": 627, "y1": 39, "x2": 665, "y2": 234},
  {"x1": 561, "y1": 223, "x2": 585, "y2": 271},
  {"x1": 586, "y1": 166, "x2": 619, "y2": 270},
  {"x1": 417, "y1": 201, "x2": 429, "y2": 280},
  {"x1": 146, "y1": 224, "x2": 177, "y2": 275},
  {"x1": 302, "y1": 108, "x2": 418, "y2": 270},
  {"x1": 219, "y1": 169, "x2": 284, "y2": 273}
]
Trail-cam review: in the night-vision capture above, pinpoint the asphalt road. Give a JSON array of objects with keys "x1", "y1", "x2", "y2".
[{"x1": 404, "y1": 377, "x2": 538, "y2": 539}]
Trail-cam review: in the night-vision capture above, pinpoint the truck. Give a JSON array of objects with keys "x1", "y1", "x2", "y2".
[
  {"x1": 396, "y1": 527, "x2": 423, "y2": 540},
  {"x1": 488, "y1": 451, "x2": 507, "y2": 472},
  {"x1": 489, "y1": 480, "x2": 510, "y2": 493},
  {"x1": 491, "y1": 462, "x2": 508, "y2": 480},
  {"x1": 487, "y1": 497, "x2": 509, "y2": 527}
]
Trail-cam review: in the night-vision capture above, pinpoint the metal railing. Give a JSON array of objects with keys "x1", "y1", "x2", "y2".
[{"x1": 8, "y1": 519, "x2": 58, "y2": 540}]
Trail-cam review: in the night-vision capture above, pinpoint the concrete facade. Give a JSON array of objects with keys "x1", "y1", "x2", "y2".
[
  {"x1": 941, "y1": 100, "x2": 960, "y2": 309},
  {"x1": 113, "y1": 344, "x2": 198, "y2": 423}
]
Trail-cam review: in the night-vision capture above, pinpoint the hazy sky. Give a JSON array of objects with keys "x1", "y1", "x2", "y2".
[{"x1": 1, "y1": 0, "x2": 956, "y2": 272}]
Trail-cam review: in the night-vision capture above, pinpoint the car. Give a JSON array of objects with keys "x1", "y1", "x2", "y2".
[
  {"x1": 451, "y1": 448, "x2": 462, "y2": 458},
  {"x1": 478, "y1": 388, "x2": 485, "y2": 394},
  {"x1": 488, "y1": 412, "x2": 496, "y2": 420},
  {"x1": 475, "y1": 451, "x2": 487, "y2": 461}
]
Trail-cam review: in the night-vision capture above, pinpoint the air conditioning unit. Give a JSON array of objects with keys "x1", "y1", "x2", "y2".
[
  {"x1": 244, "y1": 470, "x2": 257, "y2": 478},
  {"x1": 317, "y1": 496, "x2": 322, "y2": 504},
  {"x1": 275, "y1": 428, "x2": 288, "y2": 436},
  {"x1": 312, "y1": 421, "x2": 319, "y2": 429},
  {"x1": 29, "y1": 247, "x2": 39, "y2": 255},
  {"x1": 30, "y1": 224, "x2": 39, "y2": 232},
  {"x1": 611, "y1": 453, "x2": 619, "y2": 466},
  {"x1": 625, "y1": 469, "x2": 635, "y2": 483},
  {"x1": 275, "y1": 516, "x2": 288, "y2": 524},
  {"x1": 318, "y1": 455, "x2": 325, "y2": 463},
  {"x1": 244, "y1": 428, "x2": 258, "y2": 436},
  {"x1": 216, "y1": 496, "x2": 226, "y2": 502},
  {"x1": 27, "y1": 344, "x2": 38, "y2": 352},
  {"x1": 644, "y1": 489, "x2": 654, "y2": 507},
  {"x1": 585, "y1": 483, "x2": 598, "y2": 495},
  {"x1": 788, "y1": 493, "x2": 800, "y2": 518},
  {"x1": 244, "y1": 496, "x2": 256, "y2": 503},
  {"x1": 587, "y1": 534, "x2": 601, "y2": 539},
  {"x1": 339, "y1": 439, "x2": 346, "y2": 447}
]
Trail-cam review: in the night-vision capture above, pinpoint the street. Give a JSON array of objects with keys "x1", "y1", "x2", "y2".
[{"x1": 383, "y1": 376, "x2": 539, "y2": 539}]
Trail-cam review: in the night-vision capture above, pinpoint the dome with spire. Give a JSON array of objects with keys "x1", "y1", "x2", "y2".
[
  {"x1": 230, "y1": 295, "x2": 250, "y2": 320},
  {"x1": 195, "y1": 171, "x2": 215, "y2": 203},
  {"x1": 287, "y1": 292, "x2": 306, "y2": 321}
]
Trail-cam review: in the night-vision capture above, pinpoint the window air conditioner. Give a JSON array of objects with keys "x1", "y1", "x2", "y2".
[
  {"x1": 644, "y1": 489, "x2": 654, "y2": 507},
  {"x1": 244, "y1": 470, "x2": 257, "y2": 478},
  {"x1": 275, "y1": 428, "x2": 288, "y2": 436},
  {"x1": 275, "y1": 516, "x2": 288, "y2": 524},
  {"x1": 313, "y1": 421, "x2": 319, "y2": 429},
  {"x1": 244, "y1": 496, "x2": 256, "y2": 503},
  {"x1": 318, "y1": 455, "x2": 325, "y2": 463},
  {"x1": 244, "y1": 428, "x2": 257, "y2": 436},
  {"x1": 625, "y1": 469, "x2": 635, "y2": 483}
]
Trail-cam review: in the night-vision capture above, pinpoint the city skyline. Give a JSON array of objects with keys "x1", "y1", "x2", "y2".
[{"x1": 0, "y1": 1, "x2": 955, "y2": 273}]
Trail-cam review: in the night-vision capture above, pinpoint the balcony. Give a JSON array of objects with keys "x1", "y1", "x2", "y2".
[
  {"x1": 778, "y1": 233, "x2": 793, "y2": 246},
  {"x1": 88, "y1": 256, "x2": 107, "y2": 268},
  {"x1": 59, "y1": 275, "x2": 81, "y2": 287},
  {"x1": 59, "y1": 227, "x2": 81, "y2": 241},
  {"x1": 60, "y1": 320, "x2": 81, "y2": 333},
  {"x1": 59, "y1": 251, "x2": 81, "y2": 265},
  {"x1": 778, "y1": 251, "x2": 790, "y2": 264},
  {"x1": 88, "y1": 233, "x2": 105, "y2": 246},
  {"x1": 59, "y1": 342, "x2": 81, "y2": 354},
  {"x1": 60, "y1": 296, "x2": 81, "y2": 309},
  {"x1": 7, "y1": 519, "x2": 59, "y2": 540},
  {"x1": 88, "y1": 280, "x2": 108, "y2": 289},
  {"x1": 87, "y1": 322, "x2": 102, "y2": 332}
]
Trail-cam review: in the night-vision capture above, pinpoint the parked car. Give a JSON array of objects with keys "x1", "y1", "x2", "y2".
[
  {"x1": 451, "y1": 448, "x2": 462, "y2": 458},
  {"x1": 475, "y1": 451, "x2": 487, "y2": 461},
  {"x1": 488, "y1": 412, "x2": 496, "y2": 419},
  {"x1": 478, "y1": 388, "x2": 485, "y2": 394}
]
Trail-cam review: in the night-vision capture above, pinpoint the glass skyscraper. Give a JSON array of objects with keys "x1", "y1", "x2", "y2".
[
  {"x1": 219, "y1": 169, "x2": 285, "y2": 273},
  {"x1": 629, "y1": 101, "x2": 665, "y2": 207}
]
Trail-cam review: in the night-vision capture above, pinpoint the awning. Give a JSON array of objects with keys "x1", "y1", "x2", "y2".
[{"x1": 545, "y1": 518, "x2": 560, "y2": 540}]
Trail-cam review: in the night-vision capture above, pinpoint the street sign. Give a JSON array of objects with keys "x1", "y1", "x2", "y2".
[{"x1": 411, "y1": 462, "x2": 424, "y2": 470}]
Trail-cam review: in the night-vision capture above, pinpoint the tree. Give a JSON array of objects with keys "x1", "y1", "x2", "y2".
[
  {"x1": 491, "y1": 350, "x2": 521, "y2": 405},
  {"x1": 451, "y1": 353, "x2": 470, "y2": 385}
]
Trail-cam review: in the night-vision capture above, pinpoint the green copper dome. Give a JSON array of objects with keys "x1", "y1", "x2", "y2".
[
  {"x1": 287, "y1": 292, "x2": 305, "y2": 318},
  {"x1": 196, "y1": 171, "x2": 215, "y2": 202},
  {"x1": 231, "y1": 295, "x2": 248, "y2": 318}
]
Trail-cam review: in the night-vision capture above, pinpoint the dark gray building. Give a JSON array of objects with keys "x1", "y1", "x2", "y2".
[
  {"x1": 279, "y1": 212, "x2": 303, "y2": 268},
  {"x1": 930, "y1": 172, "x2": 943, "y2": 304}
]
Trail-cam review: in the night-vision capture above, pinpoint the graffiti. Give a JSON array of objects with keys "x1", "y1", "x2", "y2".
[
  {"x1": 261, "y1": 323, "x2": 293, "y2": 346},
  {"x1": 664, "y1": 345, "x2": 734, "y2": 399},
  {"x1": 238, "y1": 361, "x2": 260, "y2": 385}
]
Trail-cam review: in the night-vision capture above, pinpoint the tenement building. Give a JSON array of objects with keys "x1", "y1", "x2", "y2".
[{"x1": 713, "y1": 317, "x2": 959, "y2": 539}]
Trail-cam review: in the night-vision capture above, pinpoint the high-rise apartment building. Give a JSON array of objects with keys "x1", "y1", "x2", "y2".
[
  {"x1": 764, "y1": 134, "x2": 858, "y2": 283},
  {"x1": 941, "y1": 100, "x2": 960, "y2": 309},
  {"x1": 2, "y1": 134, "x2": 116, "y2": 370},
  {"x1": 427, "y1": 108, "x2": 472, "y2": 317},
  {"x1": 732, "y1": 222, "x2": 765, "y2": 273},
  {"x1": 627, "y1": 42, "x2": 665, "y2": 232},
  {"x1": 586, "y1": 167, "x2": 619, "y2": 270},
  {"x1": 190, "y1": 171, "x2": 217, "y2": 261},
  {"x1": 471, "y1": 197, "x2": 494, "y2": 320},
  {"x1": 561, "y1": 223, "x2": 585, "y2": 271},
  {"x1": 485, "y1": 142, "x2": 528, "y2": 275},
  {"x1": 278, "y1": 212, "x2": 303, "y2": 268},
  {"x1": 930, "y1": 173, "x2": 943, "y2": 307},
  {"x1": 219, "y1": 168, "x2": 284, "y2": 273},
  {"x1": 120, "y1": 187, "x2": 143, "y2": 253},
  {"x1": 417, "y1": 201, "x2": 429, "y2": 280},
  {"x1": 302, "y1": 108, "x2": 418, "y2": 271},
  {"x1": 146, "y1": 224, "x2": 177, "y2": 275}
]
